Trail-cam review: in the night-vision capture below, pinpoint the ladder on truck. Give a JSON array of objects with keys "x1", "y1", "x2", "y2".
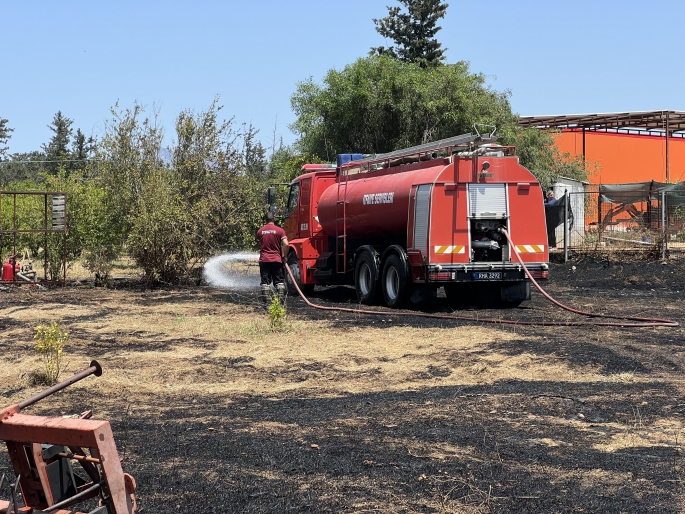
[
  {"x1": 353, "y1": 132, "x2": 496, "y2": 168},
  {"x1": 335, "y1": 164, "x2": 350, "y2": 274}
]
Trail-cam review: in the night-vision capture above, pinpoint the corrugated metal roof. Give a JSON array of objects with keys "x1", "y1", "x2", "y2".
[{"x1": 518, "y1": 110, "x2": 685, "y2": 132}]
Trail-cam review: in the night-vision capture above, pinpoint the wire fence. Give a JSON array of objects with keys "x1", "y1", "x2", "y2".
[{"x1": 545, "y1": 184, "x2": 685, "y2": 259}]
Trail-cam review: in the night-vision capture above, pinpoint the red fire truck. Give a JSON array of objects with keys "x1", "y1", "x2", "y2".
[{"x1": 270, "y1": 132, "x2": 549, "y2": 308}]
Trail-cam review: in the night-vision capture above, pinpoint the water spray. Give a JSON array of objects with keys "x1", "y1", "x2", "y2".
[{"x1": 203, "y1": 252, "x2": 260, "y2": 290}]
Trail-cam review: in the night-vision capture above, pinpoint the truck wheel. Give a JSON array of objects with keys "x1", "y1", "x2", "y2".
[
  {"x1": 286, "y1": 254, "x2": 314, "y2": 296},
  {"x1": 381, "y1": 254, "x2": 408, "y2": 308},
  {"x1": 355, "y1": 252, "x2": 378, "y2": 305}
]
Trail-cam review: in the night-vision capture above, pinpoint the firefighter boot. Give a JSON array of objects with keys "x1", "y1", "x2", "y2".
[
  {"x1": 260, "y1": 285, "x2": 271, "y2": 307},
  {"x1": 276, "y1": 283, "x2": 287, "y2": 304}
]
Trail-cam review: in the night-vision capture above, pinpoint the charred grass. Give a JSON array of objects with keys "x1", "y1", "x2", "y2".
[{"x1": 1, "y1": 257, "x2": 685, "y2": 512}]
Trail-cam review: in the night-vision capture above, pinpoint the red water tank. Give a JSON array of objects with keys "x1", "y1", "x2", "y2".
[{"x1": 317, "y1": 162, "x2": 447, "y2": 239}]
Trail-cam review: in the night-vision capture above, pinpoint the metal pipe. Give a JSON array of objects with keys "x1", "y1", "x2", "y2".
[
  {"x1": 41, "y1": 481, "x2": 103, "y2": 513},
  {"x1": 56, "y1": 452, "x2": 101, "y2": 464},
  {"x1": 564, "y1": 189, "x2": 569, "y2": 262},
  {"x1": 17, "y1": 361, "x2": 102, "y2": 410}
]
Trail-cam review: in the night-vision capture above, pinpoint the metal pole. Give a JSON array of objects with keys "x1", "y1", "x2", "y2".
[
  {"x1": 564, "y1": 189, "x2": 569, "y2": 262},
  {"x1": 41, "y1": 481, "x2": 103, "y2": 512},
  {"x1": 662, "y1": 190, "x2": 666, "y2": 260},
  {"x1": 17, "y1": 360, "x2": 102, "y2": 410},
  {"x1": 666, "y1": 111, "x2": 670, "y2": 183}
]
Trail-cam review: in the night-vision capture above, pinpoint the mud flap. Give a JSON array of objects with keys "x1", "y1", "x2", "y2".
[{"x1": 500, "y1": 282, "x2": 530, "y2": 303}]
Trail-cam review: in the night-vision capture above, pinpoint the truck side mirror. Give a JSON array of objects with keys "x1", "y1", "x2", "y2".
[{"x1": 267, "y1": 187, "x2": 276, "y2": 206}]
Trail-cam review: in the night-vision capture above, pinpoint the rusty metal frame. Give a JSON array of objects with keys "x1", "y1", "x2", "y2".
[
  {"x1": 0, "y1": 362, "x2": 137, "y2": 514},
  {"x1": 0, "y1": 190, "x2": 67, "y2": 286}
]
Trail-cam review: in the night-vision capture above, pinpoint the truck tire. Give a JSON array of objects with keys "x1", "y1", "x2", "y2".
[
  {"x1": 286, "y1": 253, "x2": 314, "y2": 296},
  {"x1": 381, "y1": 254, "x2": 409, "y2": 308},
  {"x1": 355, "y1": 251, "x2": 379, "y2": 305}
]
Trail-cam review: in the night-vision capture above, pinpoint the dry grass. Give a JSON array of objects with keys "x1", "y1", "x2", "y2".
[{"x1": 1, "y1": 257, "x2": 685, "y2": 512}]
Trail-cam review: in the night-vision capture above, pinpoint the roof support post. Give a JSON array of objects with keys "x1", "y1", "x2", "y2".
[{"x1": 666, "y1": 111, "x2": 671, "y2": 182}]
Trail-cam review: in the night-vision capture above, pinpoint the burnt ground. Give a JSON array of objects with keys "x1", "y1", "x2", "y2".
[{"x1": 1, "y1": 255, "x2": 685, "y2": 513}]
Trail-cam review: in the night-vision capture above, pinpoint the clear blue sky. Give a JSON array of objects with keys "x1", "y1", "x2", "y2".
[{"x1": 2, "y1": 0, "x2": 683, "y2": 154}]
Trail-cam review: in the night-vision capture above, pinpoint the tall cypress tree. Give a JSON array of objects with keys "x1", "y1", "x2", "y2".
[
  {"x1": 371, "y1": 0, "x2": 449, "y2": 68},
  {"x1": 71, "y1": 128, "x2": 96, "y2": 170},
  {"x1": 42, "y1": 111, "x2": 73, "y2": 174}
]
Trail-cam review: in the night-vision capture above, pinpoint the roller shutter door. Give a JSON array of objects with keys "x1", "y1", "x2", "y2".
[
  {"x1": 413, "y1": 185, "x2": 431, "y2": 255},
  {"x1": 468, "y1": 184, "x2": 507, "y2": 218}
]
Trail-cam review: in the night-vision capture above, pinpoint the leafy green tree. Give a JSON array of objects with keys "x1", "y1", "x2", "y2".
[
  {"x1": 1, "y1": 152, "x2": 47, "y2": 185},
  {"x1": 243, "y1": 125, "x2": 268, "y2": 179},
  {"x1": 0, "y1": 117, "x2": 13, "y2": 160},
  {"x1": 172, "y1": 98, "x2": 261, "y2": 262},
  {"x1": 291, "y1": 55, "x2": 590, "y2": 186},
  {"x1": 291, "y1": 55, "x2": 515, "y2": 159},
  {"x1": 371, "y1": 0, "x2": 449, "y2": 68},
  {"x1": 43, "y1": 168, "x2": 119, "y2": 281},
  {"x1": 88, "y1": 102, "x2": 165, "y2": 281},
  {"x1": 42, "y1": 111, "x2": 74, "y2": 175}
]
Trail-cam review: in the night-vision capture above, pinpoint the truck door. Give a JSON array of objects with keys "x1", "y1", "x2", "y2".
[{"x1": 283, "y1": 181, "x2": 300, "y2": 240}]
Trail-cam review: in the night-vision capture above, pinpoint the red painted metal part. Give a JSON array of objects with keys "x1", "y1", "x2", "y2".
[{"x1": 0, "y1": 363, "x2": 137, "y2": 514}]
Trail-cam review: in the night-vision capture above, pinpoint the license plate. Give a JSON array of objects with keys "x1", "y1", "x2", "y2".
[{"x1": 474, "y1": 272, "x2": 502, "y2": 280}]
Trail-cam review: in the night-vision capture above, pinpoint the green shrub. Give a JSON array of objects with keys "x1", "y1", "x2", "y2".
[
  {"x1": 33, "y1": 321, "x2": 68, "y2": 385},
  {"x1": 268, "y1": 295, "x2": 287, "y2": 330}
]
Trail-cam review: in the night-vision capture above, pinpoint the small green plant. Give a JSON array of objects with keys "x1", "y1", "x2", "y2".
[
  {"x1": 268, "y1": 295, "x2": 287, "y2": 330},
  {"x1": 34, "y1": 322, "x2": 68, "y2": 385}
]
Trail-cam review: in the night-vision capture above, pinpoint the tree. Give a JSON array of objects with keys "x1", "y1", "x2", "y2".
[
  {"x1": 87, "y1": 102, "x2": 165, "y2": 281},
  {"x1": 291, "y1": 55, "x2": 591, "y2": 186},
  {"x1": 291, "y1": 55, "x2": 516, "y2": 159},
  {"x1": 0, "y1": 117, "x2": 13, "y2": 160},
  {"x1": 42, "y1": 111, "x2": 73, "y2": 175},
  {"x1": 371, "y1": 0, "x2": 449, "y2": 68},
  {"x1": 71, "y1": 129, "x2": 96, "y2": 170},
  {"x1": 242, "y1": 124, "x2": 268, "y2": 179},
  {"x1": 1, "y1": 151, "x2": 47, "y2": 185}
]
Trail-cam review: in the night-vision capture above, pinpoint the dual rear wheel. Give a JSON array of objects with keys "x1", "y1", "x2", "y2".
[{"x1": 355, "y1": 252, "x2": 409, "y2": 308}]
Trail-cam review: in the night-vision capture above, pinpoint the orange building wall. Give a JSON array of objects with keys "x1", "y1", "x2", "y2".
[{"x1": 554, "y1": 130, "x2": 685, "y2": 184}]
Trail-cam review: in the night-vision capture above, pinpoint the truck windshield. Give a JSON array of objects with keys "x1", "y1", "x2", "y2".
[{"x1": 286, "y1": 183, "x2": 300, "y2": 217}]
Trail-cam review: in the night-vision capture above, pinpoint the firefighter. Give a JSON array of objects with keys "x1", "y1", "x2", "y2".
[{"x1": 256, "y1": 210, "x2": 289, "y2": 305}]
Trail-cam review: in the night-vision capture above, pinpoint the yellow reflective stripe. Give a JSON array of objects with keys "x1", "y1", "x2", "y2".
[
  {"x1": 515, "y1": 245, "x2": 545, "y2": 253},
  {"x1": 434, "y1": 246, "x2": 465, "y2": 254}
]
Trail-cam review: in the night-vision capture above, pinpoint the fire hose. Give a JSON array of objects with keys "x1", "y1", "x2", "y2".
[{"x1": 283, "y1": 230, "x2": 679, "y2": 328}]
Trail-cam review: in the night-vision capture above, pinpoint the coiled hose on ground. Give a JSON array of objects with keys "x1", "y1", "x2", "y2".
[{"x1": 284, "y1": 230, "x2": 679, "y2": 328}]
